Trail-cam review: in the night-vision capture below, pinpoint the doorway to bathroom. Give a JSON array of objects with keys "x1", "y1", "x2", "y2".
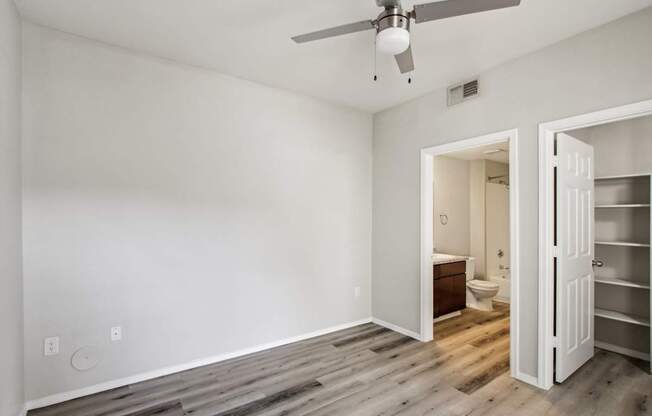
[{"x1": 420, "y1": 129, "x2": 527, "y2": 383}]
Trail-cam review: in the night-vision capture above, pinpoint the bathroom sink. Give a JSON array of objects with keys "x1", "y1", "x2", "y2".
[{"x1": 431, "y1": 252, "x2": 468, "y2": 264}]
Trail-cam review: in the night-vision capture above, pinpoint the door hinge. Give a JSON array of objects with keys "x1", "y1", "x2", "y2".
[
  {"x1": 552, "y1": 245, "x2": 559, "y2": 258},
  {"x1": 551, "y1": 155, "x2": 559, "y2": 167},
  {"x1": 552, "y1": 336, "x2": 559, "y2": 349}
]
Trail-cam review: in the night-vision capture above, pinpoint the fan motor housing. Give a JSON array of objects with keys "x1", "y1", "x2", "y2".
[{"x1": 376, "y1": 7, "x2": 410, "y2": 34}]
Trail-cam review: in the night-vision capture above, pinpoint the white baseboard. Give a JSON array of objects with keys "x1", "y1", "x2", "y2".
[
  {"x1": 595, "y1": 341, "x2": 651, "y2": 361},
  {"x1": 371, "y1": 317, "x2": 422, "y2": 341},
  {"x1": 513, "y1": 371, "x2": 540, "y2": 388},
  {"x1": 26, "y1": 317, "x2": 372, "y2": 411},
  {"x1": 433, "y1": 311, "x2": 461, "y2": 323}
]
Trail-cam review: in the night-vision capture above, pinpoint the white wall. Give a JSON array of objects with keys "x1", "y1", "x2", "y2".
[
  {"x1": 372, "y1": 7, "x2": 652, "y2": 380},
  {"x1": 22, "y1": 23, "x2": 372, "y2": 400},
  {"x1": 571, "y1": 115, "x2": 652, "y2": 177},
  {"x1": 486, "y1": 160, "x2": 509, "y2": 182},
  {"x1": 0, "y1": 1, "x2": 24, "y2": 415},
  {"x1": 433, "y1": 156, "x2": 470, "y2": 256}
]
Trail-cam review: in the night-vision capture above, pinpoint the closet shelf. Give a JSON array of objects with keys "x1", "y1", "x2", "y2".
[
  {"x1": 595, "y1": 173, "x2": 652, "y2": 180},
  {"x1": 592, "y1": 165, "x2": 651, "y2": 371},
  {"x1": 594, "y1": 204, "x2": 650, "y2": 208},
  {"x1": 595, "y1": 308, "x2": 650, "y2": 327},
  {"x1": 595, "y1": 277, "x2": 650, "y2": 289},
  {"x1": 595, "y1": 241, "x2": 651, "y2": 247}
]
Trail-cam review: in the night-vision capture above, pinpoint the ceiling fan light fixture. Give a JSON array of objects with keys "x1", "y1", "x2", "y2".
[
  {"x1": 291, "y1": 0, "x2": 522, "y2": 76},
  {"x1": 376, "y1": 27, "x2": 410, "y2": 55}
]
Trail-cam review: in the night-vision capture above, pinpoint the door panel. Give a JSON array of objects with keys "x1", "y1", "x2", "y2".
[
  {"x1": 450, "y1": 274, "x2": 467, "y2": 312},
  {"x1": 436, "y1": 274, "x2": 467, "y2": 317},
  {"x1": 555, "y1": 132, "x2": 595, "y2": 383},
  {"x1": 433, "y1": 278, "x2": 441, "y2": 318}
]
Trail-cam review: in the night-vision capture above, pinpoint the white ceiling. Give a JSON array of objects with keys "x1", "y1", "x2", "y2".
[
  {"x1": 15, "y1": 0, "x2": 652, "y2": 113},
  {"x1": 442, "y1": 141, "x2": 509, "y2": 163}
]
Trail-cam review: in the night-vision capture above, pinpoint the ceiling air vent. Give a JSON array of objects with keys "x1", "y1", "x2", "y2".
[{"x1": 447, "y1": 79, "x2": 479, "y2": 106}]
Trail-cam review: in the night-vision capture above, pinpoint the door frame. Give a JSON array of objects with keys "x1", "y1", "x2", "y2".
[
  {"x1": 420, "y1": 128, "x2": 522, "y2": 380},
  {"x1": 538, "y1": 98, "x2": 652, "y2": 390}
]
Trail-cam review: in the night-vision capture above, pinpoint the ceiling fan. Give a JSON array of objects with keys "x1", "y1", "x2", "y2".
[{"x1": 292, "y1": 0, "x2": 521, "y2": 75}]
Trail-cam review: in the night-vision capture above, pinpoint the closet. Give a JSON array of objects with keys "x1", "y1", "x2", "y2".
[
  {"x1": 570, "y1": 116, "x2": 652, "y2": 370},
  {"x1": 594, "y1": 174, "x2": 650, "y2": 362}
]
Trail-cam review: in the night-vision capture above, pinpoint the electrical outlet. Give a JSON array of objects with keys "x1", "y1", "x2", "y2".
[
  {"x1": 44, "y1": 336, "x2": 59, "y2": 356},
  {"x1": 354, "y1": 286, "x2": 361, "y2": 298},
  {"x1": 111, "y1": 326, "x2": 122, "y2": 341}
]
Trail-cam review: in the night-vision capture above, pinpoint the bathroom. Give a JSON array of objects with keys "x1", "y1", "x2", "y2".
[{"x1": 432, "y1": 141, "x2": 511, "y2": 321}]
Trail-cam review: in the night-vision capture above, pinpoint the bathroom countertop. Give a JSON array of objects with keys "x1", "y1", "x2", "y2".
[{"x1": 431, "y1": 253, "x2": 471, "y2": 265}]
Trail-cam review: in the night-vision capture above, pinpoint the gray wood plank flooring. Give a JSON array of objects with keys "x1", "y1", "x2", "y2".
[{"x1": 29, "y1": 303, "x2": 652, "y2": 415}]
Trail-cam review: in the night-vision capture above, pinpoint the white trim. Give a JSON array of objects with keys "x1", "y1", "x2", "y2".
[
  {"x1": 595, "y1": 341, "x2": 651, "y2": 361},
  {"x1": 16, "y1": 405, "x2": 27, "y2": 416},
  {"x1": 538, "y1": 126, "x2": 555, "y2": 390},
  {"x1": 433, "y1": 311, "x2": 462, "y2": 323},
  {"x1": 26, "y1": 317, "x2": 372, "y2": 410},
  {"x1": 538, "y1": 98, "x2": 652, "y2": 390},
  {"x1": 420, "y1": 148, "x2": 434, "y2": 342},
  {"x1": 515, "y1": 371, "x2": 539, "y2": 387},
  {"x1": 372, "y1": 317, "x2": 422, "y2": 340},
  {"x1": 420, "y1": 128, "x2": 525, "y2": 384},
  {"x1": 508, "y1": 132, "x2": 521, "y2": 385}
]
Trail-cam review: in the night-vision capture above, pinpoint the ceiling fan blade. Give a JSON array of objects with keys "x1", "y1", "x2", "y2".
[
  {"x1": 292, "y1": 20, "x2": 375, "y2": 44},
  {"x1": 376, "y1": 0, "x2": 402, "y2": 7},
  {"x1": 412, "y1": 0, "x2": 520, "y2": 24},
  {"x1": 395, "y1": 45, "x2": 414, "y2": 74}
]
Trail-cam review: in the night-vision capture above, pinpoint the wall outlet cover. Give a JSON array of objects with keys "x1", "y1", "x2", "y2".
[
  {"x1": 111, "y1": 326, "x2": 122, "y2": 341},
  {"x1": 44, "y1": 336, "x2": 59, "y2": 356}
]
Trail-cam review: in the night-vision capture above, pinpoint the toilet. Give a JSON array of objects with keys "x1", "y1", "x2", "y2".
[{"x1": 465, "y1": 258, "x2": 500, "y2": 311}]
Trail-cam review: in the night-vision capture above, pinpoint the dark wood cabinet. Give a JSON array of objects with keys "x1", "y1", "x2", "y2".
[
  {"x1": 433, "y1": 260, "x2": 466, "y2": 278},
  {"x1": 433, "y1": 261, "x2": 467, "y2": 318},
  {"x1": 433, "y1": 278, "x2": 441, "y2": 318}
]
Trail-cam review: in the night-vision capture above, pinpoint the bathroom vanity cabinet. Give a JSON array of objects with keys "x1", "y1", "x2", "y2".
[{"x1": 433, "y1": 261, "x2": 466, "y2": 318}]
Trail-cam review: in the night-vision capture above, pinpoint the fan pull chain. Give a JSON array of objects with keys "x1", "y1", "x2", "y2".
[{"x1": 373, "y1": 35, "x2": 378, "y2": 81}]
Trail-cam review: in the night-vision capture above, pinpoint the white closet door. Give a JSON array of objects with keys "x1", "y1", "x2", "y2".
[{"x1": 555, "y1": 132, "x2": 595, "y2": 383}]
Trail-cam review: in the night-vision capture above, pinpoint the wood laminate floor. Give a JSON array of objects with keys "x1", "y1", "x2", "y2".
[{"x1": 29, "y1": 303, "x2": 652, "y2": 416}]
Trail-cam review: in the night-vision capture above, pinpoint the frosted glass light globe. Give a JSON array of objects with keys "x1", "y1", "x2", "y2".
[{"x1": 376, "y1": 27, "x2": 410, "y2": 55}]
